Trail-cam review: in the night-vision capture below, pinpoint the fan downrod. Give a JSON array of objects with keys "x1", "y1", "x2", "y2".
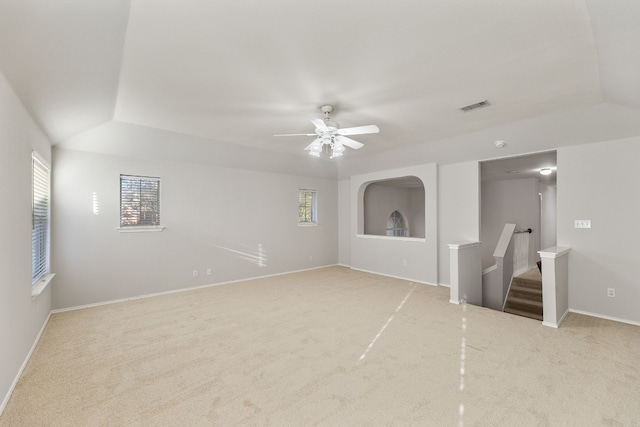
[{"x1": 320, "y1": 104, "x2": 334, "y2": 116}]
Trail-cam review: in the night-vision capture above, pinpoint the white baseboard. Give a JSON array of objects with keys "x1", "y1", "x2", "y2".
[
  {"x1": 52, "y1": 264, "x2": 341, "y2": 314},
  {"x1": 1, "y1": 311, "x2": 52, "y2": 416},
  {"x1": 569, "y1": 308, "x2": 640, "y2": 327},
  {"x1": 557, "y1": 308, "x2": 570, "y2": 327},
  {"x1": 542, "y1": 308, "x2": 570, "y2": 329}
]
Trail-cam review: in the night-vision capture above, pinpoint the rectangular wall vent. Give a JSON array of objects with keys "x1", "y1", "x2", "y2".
[{"x1": 459, "y1": 100, "x2": 490, "y2": 112}]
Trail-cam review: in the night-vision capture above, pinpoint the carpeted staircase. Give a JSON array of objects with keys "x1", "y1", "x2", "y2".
[{"x1": 504, "y1": 267, "x2": 543, "y2": 320}]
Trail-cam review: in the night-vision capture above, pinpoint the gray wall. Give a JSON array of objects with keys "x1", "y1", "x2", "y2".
[
  {"x1": 409, "y1": 187, "x2": 426, "y2": 238},
  {"x1": 540, "y1": 183, "x2": 557, "y2": 250},
  {"x1": 338, "y1": 179, "x2": 351, "y2": 266},
  {"x1": 350, "y1": 164, "x2": 438, "y2": 285},
  {"x1": 0, "y1": 72, "x2": 52, "y2": 410},
  {"x1": 51, "y1": 148, "x2": 339, "y2": 309},
  {"x1": 437, "y1": 162, "x2": 481, "y2": 286},
  {"x1": 558, "y1": 136, "x2": 640, "y2": 324},
  {"x1": 480, "y1": 178, "x2": 541, "y2": 270}
]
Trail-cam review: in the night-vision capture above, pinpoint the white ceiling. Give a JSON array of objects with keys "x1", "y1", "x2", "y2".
[{"x1": 0, "y1": 0, "x2": 639, "y2": 178}]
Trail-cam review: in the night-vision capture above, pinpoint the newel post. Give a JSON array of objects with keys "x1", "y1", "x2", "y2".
[
  {"x1": 538, "y1": 247, "x2": 571, "y2": 328},
  {"x1": 448, "y1": 241, "x2": 482, "y2": 306}
]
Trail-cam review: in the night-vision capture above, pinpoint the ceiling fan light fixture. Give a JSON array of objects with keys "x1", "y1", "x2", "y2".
[
  {"x1": 309, "y1": 141, "x2": 323, "y2": 153},
  {"x1": 275, "y1": 104, "x2": 378, "y2": 159}
]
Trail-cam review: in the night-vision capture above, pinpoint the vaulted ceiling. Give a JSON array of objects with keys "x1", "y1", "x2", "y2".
[{"x1": 1, "y1": 0, "x2": 639, "y2": 178}]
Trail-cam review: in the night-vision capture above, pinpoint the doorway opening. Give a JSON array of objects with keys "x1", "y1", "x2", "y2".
[{"x1": 479, "y1": 151, "x2": 557, "y2": 314}]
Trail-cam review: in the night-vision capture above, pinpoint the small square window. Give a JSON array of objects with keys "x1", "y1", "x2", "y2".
[
  {"x1": 120, "y1": 175, "x2": 161, "y2": 228},
  {"x1": 298, "y1": 189, "x2": 317, "y2": 225}
]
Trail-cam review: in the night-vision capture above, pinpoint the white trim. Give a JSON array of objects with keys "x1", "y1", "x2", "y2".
[
  {"x1": 52, "y1": 264, "x2": 341, "y2": 314},
  {"x1": 569, "y1": 308, "x2": 640, "y2": 327},
  {"x1": 348, "y1": 266, "x2": 435, "y2": 287},
  {"x1": 447, "y1": 241, "x2": 481, "y2": 250},
  {"x1": 438, "y1": 283, "x2": 451, "y2": 288},
  {"x1": 117, "y1": 226, "x2": 165, "y2": 233},
  {"x1": 542, "y1": 309, "x2": 569, "y2": 328},
  {"x1": 31, "y1": 150, "x2": 50, "y2": 169},
  {"x1": 1, "y1": 311, "x2": 52, "y2": 416},
  {"x1": 32, "y1": 273, "x2": 55, "y2": 298},
  {"x1": 355, "y1": 234, "x2": 426, "y2": 243},
  {"x1": 482, "y1": 264, "x2": 497, "y2": 275},
  {"x1": 538, "y1": 246, "x2": 571, "y2": 259},
  {"x1": 449, "y1": 298, "x2": 460, "y2": 305}
]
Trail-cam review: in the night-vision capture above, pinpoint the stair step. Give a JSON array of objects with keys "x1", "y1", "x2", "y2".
[
  {"x1": 512, "y1": 278, "x2": 542, "y2": 290},
  {"x1": 507, "y1": 296, "x2": 542, "y2": 308},
  {"x1": 504, "y1": 307, "x2": 543, "y2": 321},
  {"x1": 511, "y1": 284, "x2": 542, "y2": 296}
]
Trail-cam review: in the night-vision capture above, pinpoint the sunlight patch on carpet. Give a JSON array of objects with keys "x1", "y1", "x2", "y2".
[{"x1": 357, "y1": 283, "x2": 417, "y2": 363}]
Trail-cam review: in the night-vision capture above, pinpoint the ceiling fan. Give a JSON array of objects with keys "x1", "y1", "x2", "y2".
[{"x1": 275, "y1": 105, "x2": 379, "y2": 158}]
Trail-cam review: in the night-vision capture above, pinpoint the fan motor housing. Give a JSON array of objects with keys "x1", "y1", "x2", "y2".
[{"x1": 323, "y1": 119, "x2": 339, "y2": 129}]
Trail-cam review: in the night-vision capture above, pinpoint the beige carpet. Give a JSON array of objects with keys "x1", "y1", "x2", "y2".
[{"x1": 2, "y1": 266, "x2": 639, "y2": 426}]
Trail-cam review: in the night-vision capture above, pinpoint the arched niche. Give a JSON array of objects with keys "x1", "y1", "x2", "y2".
[{"x1": 359, "y1": 176, "x2": 425, "y2": 238}]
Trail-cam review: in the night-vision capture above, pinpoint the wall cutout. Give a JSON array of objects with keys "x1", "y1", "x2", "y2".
[{"x1": 362, "y1": 176, "x2": 425, "y2": 238}]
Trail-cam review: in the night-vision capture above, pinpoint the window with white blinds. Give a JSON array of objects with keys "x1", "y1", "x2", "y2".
[
  {"x1": 32, "y1": 154, "x2": 50, "y2": 283},
  {"x1": 298, "y1": 189, "x2": 317, "y2": 224},
  {"x1": 120, "y1": 175, "x2": 161, "y2": 228}
]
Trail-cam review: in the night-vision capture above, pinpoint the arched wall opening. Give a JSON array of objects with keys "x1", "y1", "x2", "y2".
[{"x1": 360, "y1": 176, "x2": 425, "y2": 238}]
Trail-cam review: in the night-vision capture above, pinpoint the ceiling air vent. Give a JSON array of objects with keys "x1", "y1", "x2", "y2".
[{"x1": 459, "y1": 100, "x2": 490, "y2": 112}]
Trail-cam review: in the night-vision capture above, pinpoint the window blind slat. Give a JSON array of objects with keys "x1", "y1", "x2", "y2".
[{"x1": 32, "y1": 155, "x2": 50, "y2": 282}]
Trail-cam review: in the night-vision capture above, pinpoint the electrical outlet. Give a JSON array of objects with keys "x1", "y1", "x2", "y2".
[
  {"x1": 402, "y1": 259, "x2": 408, "y2": 266},
  {"x1": 308, "y1": 255, "x2": 313, "y2": 262},
  {"x1": 206, "y1": 268, "x2": 212, "y2": 276},
  {"x1": 192, "y1": 270, "x2": 198, "y2": 278},
  {"x1": 607, "y1": 288, "x2": 615, "y2": 298}
]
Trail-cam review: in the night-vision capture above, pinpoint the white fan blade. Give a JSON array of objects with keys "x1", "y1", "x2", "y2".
[
  {"x1": 274, "y1": 133, "x2": 316, "y2": 137},
  {"x1": 336, "y1": 124, "x2": 379, "y2": 136},
  {"x1": 311, "y1": 118, "x2": 328, "y2": 131},
  {"x1": 336, "y1": 135, "x2": 364, "y2": 149}
]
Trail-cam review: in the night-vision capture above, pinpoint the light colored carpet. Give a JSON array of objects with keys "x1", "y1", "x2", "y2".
[{"x1": 1, "y1": 266, "x2": 639, "y2": 426}]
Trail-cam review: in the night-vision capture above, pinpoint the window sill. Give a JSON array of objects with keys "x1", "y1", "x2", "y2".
[
  {"x1": 356, "y1": 234, "x2": 426, "y2": 242},
  {"x1": 118, "y1": 226, "x2": 165, "y2": 233},
  {"x1": 32, "y1": 273, "x2": 55, "y2": 298},
  {"x1": 298, "y1": 223, "x2": 318, "y2": 227}
]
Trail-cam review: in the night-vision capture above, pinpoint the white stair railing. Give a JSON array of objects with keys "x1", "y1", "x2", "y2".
[{"x1": 481, "y1": 223, "x2": 516, "y2": 310}]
